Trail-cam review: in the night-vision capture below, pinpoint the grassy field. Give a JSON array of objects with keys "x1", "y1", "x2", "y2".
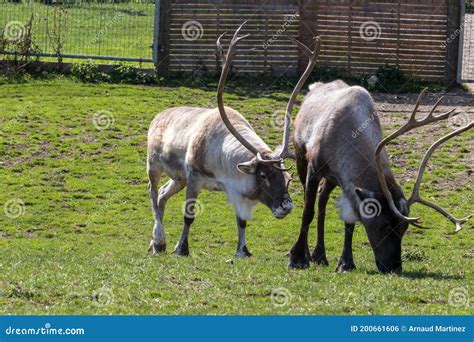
[
  {"x1": 0, "y1": 76, "x2": 472, "y2": 315},
  {"x1": 0, "y1": 1, "x2": 154, "y2": 61}
]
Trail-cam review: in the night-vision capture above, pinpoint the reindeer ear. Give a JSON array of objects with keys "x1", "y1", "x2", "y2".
[{"x1": 237, "y1": 160, "x2": 258, "y2": 175}]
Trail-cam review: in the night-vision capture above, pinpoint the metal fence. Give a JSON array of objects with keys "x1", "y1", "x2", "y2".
[
  {"x1": 0, "y1": 0, "x2": 156, "y2": 63},
  {"x1": 461, "y1": 1, "x2": 474, "y2": 81}
]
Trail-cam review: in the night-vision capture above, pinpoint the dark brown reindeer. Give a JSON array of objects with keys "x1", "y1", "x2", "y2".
[
  {"x1": 146, "y1": 24, "x2": 318, "y2": 258},
  {"x1": 289, "y1": 81, "x2": 472, "y2": 273}
]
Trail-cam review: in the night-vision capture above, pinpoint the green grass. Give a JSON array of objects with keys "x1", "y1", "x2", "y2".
[
  {"x1": 0, "y1": 1, "x2": 154, "y2": 61},
  {"x1": 0, "y1": 77, "x2": 473, "y2": 315}
]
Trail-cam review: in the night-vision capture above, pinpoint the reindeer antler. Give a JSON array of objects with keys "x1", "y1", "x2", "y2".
[
  {"x1": 279, "y1": 36, "x2": 321, "y2": 161},
  {"x1": 216, "y1": 22, "x2": 259, "y2": 156},
  {"x1": 375, "y1": 89, "x2": 472, "y2": 231},
  {"x1": 408, "y1": 122, "x2": 473, "y2": 232}
]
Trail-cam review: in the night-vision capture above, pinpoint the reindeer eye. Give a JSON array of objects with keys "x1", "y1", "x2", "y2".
[{"x1": 259, "y1": 172, "x2": 267, "y2": 180}]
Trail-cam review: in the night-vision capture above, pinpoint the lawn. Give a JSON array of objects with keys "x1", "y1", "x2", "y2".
[
  {"x1": 0, "y1": 1, "x2": 155, "y2": 61},
  {"x1": 0, "y1": 76, "x2": 472, "y2": 315}
]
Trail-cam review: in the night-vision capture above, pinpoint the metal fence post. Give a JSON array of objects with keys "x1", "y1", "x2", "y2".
[{"x1": 153, "y1": 0, "x2": 161, "y2": 66}]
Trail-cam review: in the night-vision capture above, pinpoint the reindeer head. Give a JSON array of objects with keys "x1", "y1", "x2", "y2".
[
  {"x1": 215, "y1": 24, "x2": 320, "y2": 219},
  {"x1": 368, "y1": 90, "x2": 473, "y2": 273}
]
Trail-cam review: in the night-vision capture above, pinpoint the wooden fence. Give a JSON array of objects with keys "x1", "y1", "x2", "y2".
[{"x1": 156, "y1": 0, "x2": 462, "y2": 85}]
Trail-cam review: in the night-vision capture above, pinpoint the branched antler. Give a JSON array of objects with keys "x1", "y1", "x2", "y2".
[{"x1": 375, "y1": 88, "x2": 472, "y2": 231}]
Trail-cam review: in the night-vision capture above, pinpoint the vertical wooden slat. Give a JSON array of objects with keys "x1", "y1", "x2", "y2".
[
  {"x1": 445, "y1": 0, "x2": 462, "y2": 86},
  {"x1": 156, "y1": 0, "x2": 171, "y2": 76}
]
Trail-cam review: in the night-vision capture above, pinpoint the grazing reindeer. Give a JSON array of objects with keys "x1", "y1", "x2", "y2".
[
  {"x1": 146, "y1": 24, "x2": 317, "y2": 257},
  {"x1": 289, "y1": 81, "x2": 472, "y2": 273}
]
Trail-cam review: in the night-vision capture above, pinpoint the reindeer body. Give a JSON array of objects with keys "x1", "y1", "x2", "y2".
[
  {"x1": 147, "y1": 106, "x2": 292, "y2": 257},
  {"x1": 290, "y1": 80, "x2": 408, "y2": 273}
]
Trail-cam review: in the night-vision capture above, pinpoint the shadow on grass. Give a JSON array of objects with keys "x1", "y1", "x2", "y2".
[{"x1": 366, "y1": 270, "x2": 465, "y2": 280}]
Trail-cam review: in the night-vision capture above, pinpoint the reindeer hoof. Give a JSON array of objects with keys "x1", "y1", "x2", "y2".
[
  {"x1": 288, "y1": 253, "x2": 311, "y2": 269},
  {"x1": 148, "y1": 240, "x2": 166, "y2": 254},
  {"x1": 311, "y1": 251, "x2": 329, "y2": 266},
  {"x1": 236, "y1": 246, "x2": 252, "y2": 258},
  {"x1": 336, "y1": 260, "x2": 356, "y2": 273},
  {"x1": 174, "y1": 241, "x2": 189, "y2": 256}
]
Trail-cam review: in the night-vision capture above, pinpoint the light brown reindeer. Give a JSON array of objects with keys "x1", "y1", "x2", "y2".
[
  {"x1": 146, "y1": 24, "x2": 319, "y2": 257},
  {"x1": 289, "y1": 80, "x2": 472, "y2": 273}
]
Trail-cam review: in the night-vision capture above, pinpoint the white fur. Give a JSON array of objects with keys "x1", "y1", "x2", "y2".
[{"x1": 337, "y1": 193, "x2": 359, "y2": 224}]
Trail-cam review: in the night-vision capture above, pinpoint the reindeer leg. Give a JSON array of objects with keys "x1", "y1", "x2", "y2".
[
  {"x1": 147, "y1": 161, "x2": 166, "y2": 253},
  {"x1": 175, "y1": 180, "x2": 200, "y2": 256},
  {"x1": 148, "y1": 178, "x2": 185, "y2": 254},
  {"x1": 235, "y1": 217, "x2": 252, "y2": 258},
  {"x1": 289, "y1": 166, "x2": 321, "y2": 269},
  {"x1": 336, "y1": 223, "x2": 356, "y2": 272},
  {"x1": 311, "y1": 180, "x2": 336, "y2": 265}
]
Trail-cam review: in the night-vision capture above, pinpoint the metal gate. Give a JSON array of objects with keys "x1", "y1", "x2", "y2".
[
  {"x1": 460, "y1": 0, "x2": 474, "y2": 82},
  {"x1": 0, "y1": 0, "x2": 158, "y2": 63}
]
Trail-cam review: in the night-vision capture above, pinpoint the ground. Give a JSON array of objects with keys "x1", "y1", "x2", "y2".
[{"x1": 0, "y1": 77, "x2": 472, "y2": 315}]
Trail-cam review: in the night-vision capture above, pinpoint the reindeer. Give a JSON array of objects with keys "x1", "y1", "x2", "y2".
[
  {"x1": 289, "y1": 80, "x2": 472, "y2": 273},
  {"x1": 146, "y1": 24, "x2": 318, "y2": 257}
]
